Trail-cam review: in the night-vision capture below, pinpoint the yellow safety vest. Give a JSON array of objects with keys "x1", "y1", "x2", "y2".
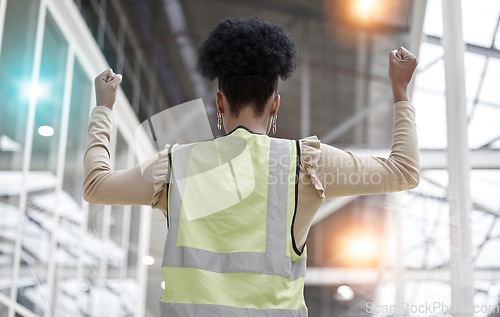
[{"x1": 160, "y1": 126, "x2": 307, "y2": 316}]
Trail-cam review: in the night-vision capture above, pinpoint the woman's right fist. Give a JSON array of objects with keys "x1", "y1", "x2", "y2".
[{"x1": 389, "y1": 47, "x2": 418, "y2": 88}]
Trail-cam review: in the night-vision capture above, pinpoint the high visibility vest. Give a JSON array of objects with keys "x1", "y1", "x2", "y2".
[{"x1": 160, "y1": 127, "x2": 308, "y2": 317}]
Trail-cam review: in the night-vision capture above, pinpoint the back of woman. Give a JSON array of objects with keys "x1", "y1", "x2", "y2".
[{"x1": 84, "y1": 15, "x2": 419, "y2": 317}]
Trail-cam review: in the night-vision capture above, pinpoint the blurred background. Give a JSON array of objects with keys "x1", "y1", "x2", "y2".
[{"x1": 0, "y1": 0, "x2": 499, "y2": 316}]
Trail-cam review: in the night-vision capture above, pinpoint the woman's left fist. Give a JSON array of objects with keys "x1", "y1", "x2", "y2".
[{"x1": 95, "y1": 68, "x2": 122, "y2": 109}]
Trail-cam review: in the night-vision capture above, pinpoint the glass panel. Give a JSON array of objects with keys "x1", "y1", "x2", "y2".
[
  {"x1": 0, "y1": 0, "x2": 39, "y2": 168},
  {"x1": 18, "y1": 12, "x2": 68, "y2": 315},
  {"x1": 82, "y1": 137, "x2": 138, "y2": 314},
  {"x1": 470, "y1": 170, "x2": 500, "y2": 214},
  {"x1": 29, "y1": 14, "x2": 68, "y2": 172},
  {"x1": 496, "y1": 23, "x2": 500, "y2": 50},
  {"x1": 86, "y1": 204, "x2": 105, "y2": 263},
  {"x1": 105, "y1": 1, "x2": 121, "y2": 42},
  {"x1": 114, "y1": 131, "x2": 129, "y2": 173},
  {"x1": 120, "y1": 57, "x2": 134, "y2": 107},
  {"x1": 110, "y1": 131, "x2": 127, "y2": 269},
  {"x1": 110, "y1": 132, "x2": 128, "y2": 311},
  {"x1": 0, "y1": 0, "x2": 40, "y2": 303},
  {"x1": 463, "y1": 52, "x2": 486, "y2": 101},
  {"x1": 0, "y1": 1, "x2": 143, "y2": 315},
  {"x1": 492, "y1": 139, "x2": 500, "y2": 149},
  {"x1": 128, "y1": 205, "x2": 141, "y2": 278},
  {"x1": 423, "y1": 0, "x2": 443, "y2": 37},
  {"x1": 413, "y1": 90, "x2": 447, "y2": 149},
  {"x1": 461, "y1": 0, "x2": 500, "y2": 48},
  {"x1": 414, "y1": 43, "x2": 445, "y2": 93},
  {"x1": 468, "y1": 104, "x2": 500, "y2": 149},
  {"x1": 110, "y1": 133, "x2": 128, "y2": 244},
  {"x1": 480, "y1": 58, "x2": 500, "y2": 106},
  {"x1": 49, "y1": 58, "x2": 92, "y2": 316},
  {"x1": 62, "y1": 58, "x2": 92, "y2": 201},
  {"x1": 79, "y1": 0, "x2": 99, "y2": 41},
  {"x1": 103, "y1": 29, "x2": 117, "y2": 70}
]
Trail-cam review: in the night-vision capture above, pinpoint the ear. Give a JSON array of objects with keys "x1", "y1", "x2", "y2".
[
  {"x1": 271, "y1": 94, "x2": 280, "y2": 116},
  {"x1": 216, "y1": 92, "x2": 224, "y2": 113}
]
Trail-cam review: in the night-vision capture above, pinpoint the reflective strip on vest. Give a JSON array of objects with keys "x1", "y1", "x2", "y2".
[
  {"x1": 160, "y1": 129, "x2": 307, "y2": 316},
  {"x1": 160, "y1": 303, "x2": 308, "y2": 317}
]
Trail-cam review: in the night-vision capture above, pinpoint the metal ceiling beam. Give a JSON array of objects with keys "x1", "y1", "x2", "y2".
[
  {"x1": 305, "y1": 267, "x2": 500, "y2": 285},
  {"x1": 340, "y1": 148, "x2": 500, "y2": 170},
  {"x1": 426, "y1": 35, "x2": 500, "y2": 59},
  {"x1": 442, "y1": 1, "x2": 474, "y2": 314},
  {"x1": 419, "y1": 175, "x2": 499, "y2": 217},
  {"x1": 476, "y1": 135, "x2": 500, "y2": 150},
  {"x1": 468, "y1": 13, "x2": 500, "y2": 124},
  {"x1": 420, "y1": 149, "x2": 500, "y2": 170}
]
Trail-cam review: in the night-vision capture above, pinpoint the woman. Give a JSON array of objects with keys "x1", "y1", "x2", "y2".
[{"x1": 84, "y1": 16, "x2": 419, "y2": 317}]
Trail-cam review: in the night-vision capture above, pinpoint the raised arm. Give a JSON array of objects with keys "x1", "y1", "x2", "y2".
[
  {"x1": 82, "y1": 69, "x2": 167, "y2": 212},
  {"x1": 318, "y1": 101, "x2": 419, "y2": 199},
  {"x1": 320, "y1": 47, "x2": 419, "y2": 198}
]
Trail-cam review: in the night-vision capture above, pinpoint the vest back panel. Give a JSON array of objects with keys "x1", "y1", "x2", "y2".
[{"x1": 161, "y1": 127, "x2": 307, "y2": 316}]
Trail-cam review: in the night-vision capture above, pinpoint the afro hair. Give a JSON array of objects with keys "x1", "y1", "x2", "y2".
[
  {"x1": 197, "y1": 16, "x2": 297, "y2": 116},
  {"x1": 197, "y1": 16, "x2": 297, "y2": 81}
]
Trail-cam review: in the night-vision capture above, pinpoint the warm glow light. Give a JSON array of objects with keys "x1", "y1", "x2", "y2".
[
  {"x1": 355, "y1": 0, "x2": 378, "y2": 20},
  {"x1": 344, "y1": 235, "x2": 379, "y2": 260},
  {"x1": 142, "y1": 255, "x2": 155, "y2": 266},
  {"x1": 38, "y1": 125, "x2": 54, "y2": 137},
  {"x1": 334, "y1": 285, "x2": 355, "y2": 301}
]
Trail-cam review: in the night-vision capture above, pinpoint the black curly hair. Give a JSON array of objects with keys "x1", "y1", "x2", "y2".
[{"x1": 197, "y1": 16, "x2": 297, "y2": 116}]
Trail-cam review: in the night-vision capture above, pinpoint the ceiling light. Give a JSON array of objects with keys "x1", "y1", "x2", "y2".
[
  {"x1": 355, "y1": 0, "x2": 378, "y2": 20},
  {"x1": 38, "y1": 126, "x2": 54, "y2": 137},
  {"x1": 142, "y1": 255, "x2": 155, "y2": 266},
  {"x1": 334, "y1": 285, "x2": 355, "y2": 301}
]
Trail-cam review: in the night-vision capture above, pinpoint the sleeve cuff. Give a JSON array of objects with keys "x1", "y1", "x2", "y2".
[{"x1": 299, "y1": 136, "x2": 326, "y2": 201}]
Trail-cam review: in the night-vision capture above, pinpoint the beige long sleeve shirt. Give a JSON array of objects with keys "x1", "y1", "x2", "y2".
[{"x1": 83, "y1": 101, "x2": 419, "y2": 250}]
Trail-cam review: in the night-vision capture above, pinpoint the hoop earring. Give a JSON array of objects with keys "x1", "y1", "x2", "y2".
[
  {"x1": 217, "y1": 112, "x2": 223, "y2": 131},
  {"x1": 272, "y1": 114, "x2": 277, "y2": 134}
]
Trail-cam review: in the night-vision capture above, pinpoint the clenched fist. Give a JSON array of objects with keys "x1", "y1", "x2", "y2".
[
  {"x1": 389, "y1": 47, "x2": 418, "y2": 102},
  {"x1": 95, "y1": 68, "x2": 122, "y2": 109}
]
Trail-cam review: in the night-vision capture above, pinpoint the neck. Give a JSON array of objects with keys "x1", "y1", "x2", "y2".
[{"x1": 223, "y1": 107, "x2": 271, "y2": 135}]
